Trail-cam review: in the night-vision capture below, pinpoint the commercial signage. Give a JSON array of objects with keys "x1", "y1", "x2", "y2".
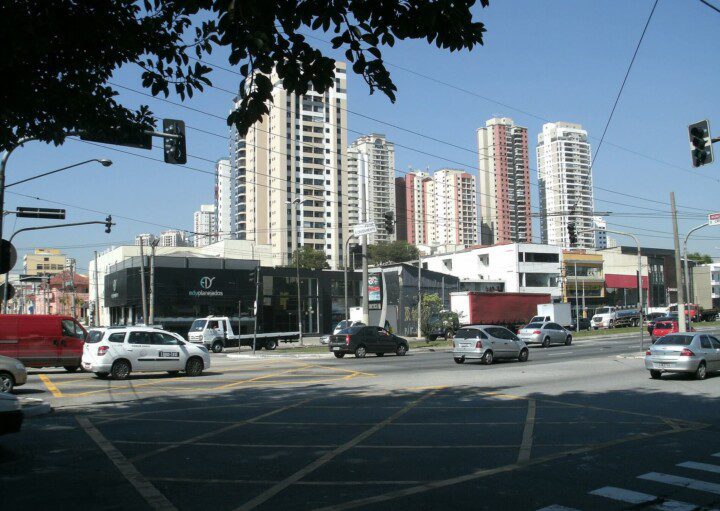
[
  {"x1": 353, "y1": 222, "x2": 377, "y2": 237},
  {"x1": 368, "y1": 273, "x2": 382, "y2": 303},
  {"x1": 708, "y1": 212, "x2": 720, "y2": 226},
  {"x1": 189, "y1": 276, "x2": 223, "y2": 297}
]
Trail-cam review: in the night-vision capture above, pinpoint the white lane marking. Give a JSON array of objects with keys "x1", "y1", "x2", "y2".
[
  {"x1": 517, "y1": 399, "x2": 536, "y2": 463},
  {"x1": 713, "y1": 452, "x2": 720, "y2": 458},
  {"x1": 678, "y1": 461, "x2": 720, "y2": 474},
  {"x1": 590, "y1": 486, "x2": 710, "y2": 511},
  {"x1": 638, "y1": 472, "x2": 720, "y2": 495},
  {"x1": 536, "y1": 506, "x2": 582, "y2": 511}
]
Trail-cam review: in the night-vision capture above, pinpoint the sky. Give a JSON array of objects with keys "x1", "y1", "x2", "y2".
[{"x1": 5, "y1": 0, "x2": 720, "y2": 278}]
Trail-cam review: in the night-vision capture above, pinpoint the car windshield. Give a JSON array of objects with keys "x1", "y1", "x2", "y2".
[
  {"x1": 339, "y1": 326, "x2": 363, "y2": 335},
  {"x1": 85, "y1": 330, "x2": 104, "y2": 344},
  {"x1": 454, "y1": 328, "x2": 481, "y2": 339},
  {"x1": 189, "y1": 320, "x2": 206, "y2": 332},
  {"x1": 525, "y1": 323, "x2": 543, "y2": 329},
  {"x1": 654, "y1": 335, "x2": 693, "y2": 346},
  {"x1": 596, "y1": 307, "x2": 611, "y2": 315}
]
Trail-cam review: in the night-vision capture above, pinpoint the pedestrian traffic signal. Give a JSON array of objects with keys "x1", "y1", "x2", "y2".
[
  {"x1": 383, "y1": 211, "x2": 395, "y2": 234},
  {"x1": 567, "y1": 222, "x2": 577, "y2": 246},
  {"x1": 163, "y1": 119, "x2": 187, "y2": 165},
  {"x1": 105, "y1": 215, "x2": 112, "y2": 234},
  {"x1": 688, "y1": 120, "x2": 714, "y2": 168}
]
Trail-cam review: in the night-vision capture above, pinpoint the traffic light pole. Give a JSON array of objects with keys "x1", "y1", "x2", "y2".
[
  {"x1": 344, "y1": 235, "x2": 357, "y2": 323},
  {"x1": 682, "y1": 222, "x2": 712, "y2": 329}
]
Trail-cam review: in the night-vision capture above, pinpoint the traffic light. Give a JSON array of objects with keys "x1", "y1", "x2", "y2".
[
  {"x1": 80, "y1": 123, "x2": 152, "y2": 150},
  {"x1": 567, "y1": 222, "x2": 577, "y2": 246},
  {"x1": 688, "y1": 120, "x2": 714, "y2": 168},
  {"x1": 383, "y1": 211, "x2": 395, "y2": 234},
  {"x1": 163, "y1": 119, "x2": 187, "y2": 164},
  {"x1": 105, "y1": 215, "x2": 112, "y2": 234}
]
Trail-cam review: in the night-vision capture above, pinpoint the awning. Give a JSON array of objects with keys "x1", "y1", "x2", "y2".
[{"x1": 605, "y1": 274, "x2": 649, "y2": 289}]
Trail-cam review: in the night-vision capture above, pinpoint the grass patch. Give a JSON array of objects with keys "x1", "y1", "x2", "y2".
[
  {"x1": 572, "y1": 326, "x2": 643, "y2": 338},
  {"x1": 408, "y1": 339, "x2": 452, "y2": 350}
]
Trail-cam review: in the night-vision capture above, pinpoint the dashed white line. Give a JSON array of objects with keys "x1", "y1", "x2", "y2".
[
  {"x1": 638, "y1": 472, "x2": 720, "y2": 495},
  {"x1": 536, "y1": 506, "x2": 582, "y2": 511},
  {"x1": 590, "y1": 485, "x2": 710, "y2": 511},
  {"x1": 677, "y1": 461, "x2": 720, "y2": 475}
]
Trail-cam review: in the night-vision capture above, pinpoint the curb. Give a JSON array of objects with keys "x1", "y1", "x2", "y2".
[
  {"x1": 226, "y1": 347, "x2": 452, "y2": 359},
  {"x1": 19, "y1": 398, "x2": 52, "y2": 418}
]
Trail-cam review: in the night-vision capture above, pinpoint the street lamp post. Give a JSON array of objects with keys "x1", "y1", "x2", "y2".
[
  {"x1": 344, "y1": 234, "x2": 357, "y2": 322},
  {"x1": 682, "y1": 222, "x2": 712, "y2": 329},
  {"x1": 287, "y1": 198, "x2": 310, "y2": 347},
  {"x1": 5, "y1": 158, "x2": 112, "y2": 188}
]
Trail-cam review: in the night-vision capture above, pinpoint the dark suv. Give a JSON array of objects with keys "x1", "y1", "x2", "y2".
[{"x1": 329, "y1": 326, "x2": 409, "y2": 358}]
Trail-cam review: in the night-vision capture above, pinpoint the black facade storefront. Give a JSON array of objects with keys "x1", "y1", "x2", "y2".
[{"x1": 105, "y1": 256, "x2": 362, "y2": 335}]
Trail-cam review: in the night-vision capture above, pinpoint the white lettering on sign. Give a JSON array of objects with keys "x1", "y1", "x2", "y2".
[{"x1": 353, "y1": 222, "x2": 377, "y2": 237}]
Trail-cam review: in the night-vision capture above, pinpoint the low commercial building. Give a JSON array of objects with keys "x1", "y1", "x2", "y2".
[
  {"x1": 596, "y1": 246, "x2": 649, "y2": 308},
  {"x1": 693, "y1": 263, "x2": 719, "y2": 309},
  {"x1": 562, "y1": 251, "x2": 604, "y2": 318}
]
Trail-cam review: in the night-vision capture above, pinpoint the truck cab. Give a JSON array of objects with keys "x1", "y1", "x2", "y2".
[{"x1": 188, "y1": 316, "x2": 237, "y2": 353}]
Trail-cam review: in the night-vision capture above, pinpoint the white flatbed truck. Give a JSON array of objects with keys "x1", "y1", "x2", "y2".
[{"x1": 187, "y1": 316, "x2": 300, "y2": 353}]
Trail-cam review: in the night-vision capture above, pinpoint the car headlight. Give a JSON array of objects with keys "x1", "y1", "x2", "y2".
[{"x1": 15, "y1": 362, "x2": 25, "y2": 370}]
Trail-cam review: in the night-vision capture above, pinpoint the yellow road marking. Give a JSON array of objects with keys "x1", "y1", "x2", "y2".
[{"x1": 39, "y1": 374, "x2": 63, "y2": 397}]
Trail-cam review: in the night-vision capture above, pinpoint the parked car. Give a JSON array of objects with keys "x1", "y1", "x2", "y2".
[
  {"x1": 0, "y1": 355, "x2": 27, "y2": 393},
  {"x1": 328, "y1": 326, "x2": 408, "y2": 358},
  {"x1": 452, "y1": 325, "x2": 529, "y2": 365},
  {"x1": 569, "y1": 317, "x2": 592, "y2": 331},
  {"x1": 650, "y1": 320, "x2": 695, "y2": 343},
  {"x1": 0, "y1": 392, "x2": 23, "y2": 436},
  {"x1": 82, "y1": 327, "x2": 210, "y2": 380},
  {"x1": 643, "y1": 312, "x2": 666, "y2": 328},
  {"x1": 645, "y1": 333, "x2": 720, "y2": 380},
  {"x1": 0, "y1": 315, "x2": 86, "y2": 372},
  {"x1": 518, "y1": 322, "x2": 572, "y2": 348}
]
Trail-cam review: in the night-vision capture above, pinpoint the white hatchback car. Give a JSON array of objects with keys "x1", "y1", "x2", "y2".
[{"x1": 82, "y1": 327, "x2": 210, "y2": 380}]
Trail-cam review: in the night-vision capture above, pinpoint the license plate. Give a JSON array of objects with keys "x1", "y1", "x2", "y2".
[
  {"x1": 333, "y1": 347, "x2": 340, "y2": 351},
  {"x1": 460, "y1": 343, "x2": 471, "y2": 348},
  {"x1": 158, "y1": 351, "x2": 179, "y2": 358}
]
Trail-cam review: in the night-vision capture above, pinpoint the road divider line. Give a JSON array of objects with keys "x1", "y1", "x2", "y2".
[
  {"x1": 77, "y1": 417, "x2": 176, "y2": 511},
  {"x1": 517, "y1": 399, "x2": 536, "y2": 463},
  {"x1": 235, "y1": 388, "x2": 443, "y2": 511},
  {"x1": 39, "y1": 374, "x2": 63, "y2": 398}
]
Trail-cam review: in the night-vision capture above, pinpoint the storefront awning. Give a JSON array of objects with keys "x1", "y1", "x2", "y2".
[{"x1": 605, "y1": 274, "x2": 649, "y2": 289}]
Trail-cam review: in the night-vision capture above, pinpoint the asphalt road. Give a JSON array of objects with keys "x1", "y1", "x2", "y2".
[{"x1": 3, "y1": 331, "x2": 720, "y2": 510}]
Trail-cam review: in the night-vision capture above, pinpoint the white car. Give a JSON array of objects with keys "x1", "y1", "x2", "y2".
[{"x1": 82, "y1": 327, "x2": 210, "y2": 380}]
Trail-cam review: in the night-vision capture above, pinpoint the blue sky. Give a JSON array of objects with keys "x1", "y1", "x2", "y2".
[{"x1": 5, "y1": 0, "x2": 720, "y2": 276}]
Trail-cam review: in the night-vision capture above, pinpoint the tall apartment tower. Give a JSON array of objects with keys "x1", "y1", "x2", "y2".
[
  {"x1": 394, "y1": 177, "x2": 408, "y2": 242},
  {"x1": 236, "y1": 62, "x2": 349, "y2": 269},
  {"x1": 405, "y1": 171, "x2": 430, "y2": 245},
  {"x1": 477, "y1": 117, "x2": 532, "y2": 245},
  {"x1": 193, "y1": 204, "x2": 217, "y2": 247},
  {"x1": 159, "y1": 230, "x2": 187, "y2": 247},
  {"x1": 347, "y1": 134, "x2": 396, "y2": 244},
  {"x1": 537, "y1": 122, "x2": 595, "y2": 249},
  {"x1": 432, "y1": 169, "x2": 478, "y2": 247},
  {"x1": 229, "y1": 124, "x2": 248, "y2": 239},
  {"x1": 215, "y1": 158, "x2": 235, "y2": 241}
]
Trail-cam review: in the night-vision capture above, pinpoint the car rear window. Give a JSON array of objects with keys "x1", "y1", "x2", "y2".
[
  {"x1": 654, "y1": 335, "x2": 693, "y2": 346},
  {"x1": 655, "y1": 322, "x2": 674, "y2": 329},
  {"x1": 455, "y1": 328, "x2": 482, "y2": 339},
  {"x1": 85, "y1": 330, "x2": 104, "y2": 343},
  {"x1": 526, "y1": 323, "x2": 543, "y2": 329},
  {"x1": 339, "y1": 326, "x2": 363, "y2": 335}
]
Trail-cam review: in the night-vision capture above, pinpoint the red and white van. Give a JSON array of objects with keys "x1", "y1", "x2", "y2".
[{"x1": 0, "y1": 315, "x2": 86, "y2": 372}]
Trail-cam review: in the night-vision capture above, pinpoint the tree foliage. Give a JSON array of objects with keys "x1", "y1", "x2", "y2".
[
  {"x1": 289, "y1": 245, "x2": 330, "y2": 269},
  {"x1": 368, "y1": 241, "x2": 419, "y2": 266},
  {"x1": 687, "y1": 252, "x2": 713, "y2": 264},
  {"x1": 0, "y1": 0, "x2": 489, "y2": 151}
]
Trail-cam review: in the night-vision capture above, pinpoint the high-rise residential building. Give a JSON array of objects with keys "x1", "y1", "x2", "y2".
[
  {"x1": 23, "y1": 248, "x2": 66, "y2": 276},
  {"x1": 159, "y1": 230, "x2": 188, "y2": 247},
  {"x1": 593, "y1": 216, "x2": 607, "y2": 249},
  {"x1": 134, "y1": 234, "x2": 157, "y2": 246},
  {"x1": 394, "y1": 177, "x2": 408, "y2": 242},
  {"x1": 235, "y1": 62, "x2": 349, "y2": 269},
  {"x1": 405, "y1": 170, "x2": 430, "y2": 245},
  {"x1": 347, "y1": 134, "x2": 396, "y2": 244},
  {"x1": 477, "y1": 117, "x2": 532, "y2": 245},
  {"x1": 432, "y1": 169, "x2": 478, "y2": 247},
  {"x1": 193, "y1": 204, "x2": 217, "y2": 247},
  {"x1": 537, "y1": 122, "x2": 595, "y2": 249},
  {"x1": 229, "y1": 125, "x2": 247, "y2": 239},
  {"x1": 215, "y1": 158, "x2": 235, "y2": 241}
]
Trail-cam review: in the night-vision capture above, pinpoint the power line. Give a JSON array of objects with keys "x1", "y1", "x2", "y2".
[{"x1": 699, "y1": 0, "x2": 720, "y2": 14}]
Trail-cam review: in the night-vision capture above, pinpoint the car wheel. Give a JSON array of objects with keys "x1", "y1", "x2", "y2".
[
  {"x1": 444, "y1": 330, "x2": 454, "y2": 341},
  {"x1": 695, "y1": 361, "x2": 707, "y2": 380},
  {"x1": 428, "y1": 335, "x2": 437, "y2": 342},
  {"x1": 185, "y1": 357, "x2": 204, "y2": 377},
  {"x1": 482, "y1": 350, "x2": 494, "y2": 365},
  {"x1": 334, "y1": 352, "x2": 345, "y2": 358},
  {"x1": 167, "y1": 371, "x2": 180, "y2": 376},
  {"x1": 542, "y1": 337, "x2": 550, "y2": 348},
  {"x1": 565, "y1": 335, "x2": 572, "y2": 346},
  {"x1": 649, "y1": 370, "x2": 662, "y2": 379},
  {"x1": 211, "y1": 341, "x2": 224, "y2": 353},
  {"x1": 354, "y1": 345, "x2": 367, "y2": 358},
  {"x1": 518, "y1": 348, "x2": 529, "y2": 362},
  {"x1": 0, "y1": 371, "x2": 14, "y2": 393},
  {"x1": 64, "y1": 365, "x2": 79, "y2": 372},
  {"x1": 111, "y1": 360, "x2": 131, "y2": 380},
  {"x1": 376, "y1": 352, "x2": 384, "y2": 357},
  {"x1": 454, "y1": 356, "x2": 465, "y2": 364},
  {"x1": 396, "y1": 344, "x2": 408, "y2": 357},
  {"x1": 265, "y1": 339, "x2": 278, "y2": 351},
  {"x1": 94, "y1": 372, "x2": 109, "y2": 379}
]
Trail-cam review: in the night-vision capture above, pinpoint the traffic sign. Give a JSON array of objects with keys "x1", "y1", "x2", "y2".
[
  {"x1": 353, "y1": 222, "x2": 377, "y2": 237},
  {"x1": 0, "y1": 283, "x2": 16, "y2": 301},
  {"x1": 0, "y1": 240, "x2": 17, "y2": 275},
  {"x1": 16, "y1": 207, "x2": 66, "y2": 219},
  {"x1": 709, "y1": 212, "x2": 720, "y2": 226}
]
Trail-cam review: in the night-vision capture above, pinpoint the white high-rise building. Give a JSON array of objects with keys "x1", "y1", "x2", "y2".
[
  {"x1": 193, "y1": 204, "x2": 217, "y2": 247},
  {"x1": 134, "y1": 234, "x2": 157, "y2": 247},
  {"x1": 537, "y1": 122, "x2": 595, "y2": 249},
  {"x1": 593, "y1": 216, "x2": 607, "y2": 249},
  {"x1": 347, "y1": 134, "x2": 396, "y2": 244},
  {"x1": 432, "y1": 169, "x2": 478, "y2": 247},
  {"x1": 229, "y1": 127, "x2": 247, "y2": 239},
  {"x1": 234, "y1": 62, "x2": 349, "y2": 269},
  {"x1": 215, "y1": 158, "x2": 234, "y2": 241},
  {"x1": 159, "y1": 230, "x2": 187, "y2": 247}
]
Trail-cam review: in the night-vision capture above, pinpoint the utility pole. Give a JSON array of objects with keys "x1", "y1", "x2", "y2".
[
  {"x1": 93, "y1": 251, "x2": 100, "y2": 326},
  {"x1": 149, "y1": 239, "x2": 158, "y2": 326},
  {"x1": 417, "y1": 257, "x2": 422, "y2": 340},
  {"x1": 574, "y1": 261, "x2": 579, "y2": 332},
  {"x1": 138, "y1": 238, "x2": 148, "y2": 324},
  {"x1": 361, "y1": 177, "x2": 369, "y2": 325},
  {"x1": 670, "y1": 192, "x2": 687, "y2": 333},
  {"x1": 252, "y1": 265, "x2": 260, "y2": 355}
]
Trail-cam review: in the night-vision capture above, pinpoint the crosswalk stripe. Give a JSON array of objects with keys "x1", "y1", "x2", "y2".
[
  {"x1": 590, "y1": 486, "x2": 713, "y2": 511},
  {"x1": 638, "y1": 472, "x2": 720, "y2": 495},
  {"x1": 536, "y1": 506, "x2": 581, "y2": 511},
  {"x1": 678, "y1": 461, "x2": 720, "y2": 475},
  {"x1": 713, "y1": 453, "x2": 720, "y2": 458}
]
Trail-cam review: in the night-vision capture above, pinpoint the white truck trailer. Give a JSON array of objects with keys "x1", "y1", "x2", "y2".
[{"x1": 187, "y1": 316, "x2": 300, "y2": 353}]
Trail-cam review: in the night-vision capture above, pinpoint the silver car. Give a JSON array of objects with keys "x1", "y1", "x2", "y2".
[
  {"x1": 453, "y1": 325, "x2": 529, "y2": 365},
  {"x1": 645, "y1": 333, "x2": 720, "y2": 380},
  {"x1": 518, "y1": 322, "x2": 572, "y2": 348},
  {"x1": 0, "y1": 355, "x2": 27, "y2": 393}
]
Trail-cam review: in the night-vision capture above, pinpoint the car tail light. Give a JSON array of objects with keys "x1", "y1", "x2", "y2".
[
  {"x1": 533, "y1": 330, "x2": 541, "y2": 335},
  {"x1": 345, "y1": 335, "x2": 350, "y2": 346},
  {"x1": 680, "y1": 348, "x2": 695, "y2": 357},
  {"x1": 475, "y1": 340, "x2": 483, "y2": 349},
  {"x1": 645, "y1": 350, "x2": 651, "y2": 356},
  {"x1": 97, "y1": 346, "x2": 109, "y2": 356}
]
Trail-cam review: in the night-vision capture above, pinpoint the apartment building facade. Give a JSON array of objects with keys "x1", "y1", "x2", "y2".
[
  {"x1": 193, "y1": 204, "x2": 217, "y2": 247},
  {"x1": 23, "y1": 248, "x2": 67, "y2": 277},
  {"x1": 433, "y1": 169, "x2": 478, "y2": 247},
  {"x1": 215, "y1": 158, "x2": 234, "y2": 241},
  {"x1": 477, "y1": 117, "x2": 532, "y2": 245}
]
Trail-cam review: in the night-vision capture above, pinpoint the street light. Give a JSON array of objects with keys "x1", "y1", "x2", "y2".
[
  {"x1": 682, "y1": 221, "x2": 715, "y2": 329},
  {"x1": 286, "y1": 197, "x2": 311, "y2": 347},
  {"x1": 5, "y1": 158, "x2": 112, "y2": 188}
]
